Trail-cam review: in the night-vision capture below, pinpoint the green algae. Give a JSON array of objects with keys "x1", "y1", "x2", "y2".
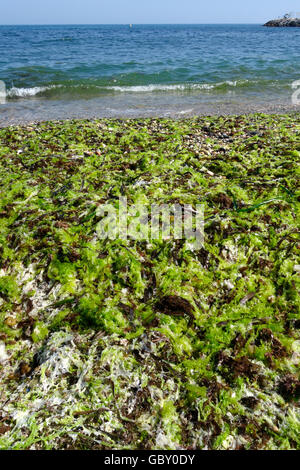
[{"x1": 0, "y1": 114, "x2": 299, "y2": 450}]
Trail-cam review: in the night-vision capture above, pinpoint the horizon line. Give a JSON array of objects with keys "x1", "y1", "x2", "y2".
[{"x1": 0, "y1": 22, "x2": 265, "y2": 26}]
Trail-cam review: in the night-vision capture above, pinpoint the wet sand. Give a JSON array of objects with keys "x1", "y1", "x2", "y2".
[{"x1": 1, "y1": 95, "x2": 300, "y2": 127}]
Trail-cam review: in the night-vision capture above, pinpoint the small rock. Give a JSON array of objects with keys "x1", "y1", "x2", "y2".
[
  {"x1": 18, "y1": 361, "x2": 32, "y2": 376},
  {"x1": 0, "y1": 424, "x2": 11, "y2": 435},
  {"x1": 224, "y1": 280, "x2": 235, "y2": 290},
  {"x1": 5, "y1": 316, "x2": 17, "y2": 328}
]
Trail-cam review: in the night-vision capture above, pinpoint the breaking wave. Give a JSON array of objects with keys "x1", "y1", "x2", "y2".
[{"x1": 6, "y1": 79, "x2": 283, "y2": 100}]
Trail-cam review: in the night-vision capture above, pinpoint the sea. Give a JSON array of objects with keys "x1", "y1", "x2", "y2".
[{"x1": 0, "y1": 24, "x2": 300, "y2": 124}]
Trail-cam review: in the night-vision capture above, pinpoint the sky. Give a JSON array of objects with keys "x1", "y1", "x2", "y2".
[{"x1": 1, "y1": 0, "x2": 300, "y2": 25}]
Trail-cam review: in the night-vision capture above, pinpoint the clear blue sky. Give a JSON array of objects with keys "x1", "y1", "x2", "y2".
[{"x1": 1, "y1": 0, "x2": 299, "y2": 25}]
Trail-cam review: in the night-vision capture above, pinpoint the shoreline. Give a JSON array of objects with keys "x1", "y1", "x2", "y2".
[{"x1": 1, "y1": 102, "x2": 300, "y2": 128}]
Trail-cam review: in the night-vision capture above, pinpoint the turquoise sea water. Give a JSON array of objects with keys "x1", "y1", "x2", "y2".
[{"x1": 0, "y1": 24, "x2": 300, "y2": 122}]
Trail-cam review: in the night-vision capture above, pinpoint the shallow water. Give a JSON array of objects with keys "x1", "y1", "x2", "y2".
[{"x1": 1, "y1": 24, "x2": 300, "y2": 124}]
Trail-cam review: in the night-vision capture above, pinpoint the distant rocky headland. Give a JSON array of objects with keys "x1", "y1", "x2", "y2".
[{"x1": 264, "y1": 17, "x2": 300, "y2": 27}]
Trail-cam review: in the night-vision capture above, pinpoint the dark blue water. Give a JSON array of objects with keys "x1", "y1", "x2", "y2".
[{"x1": 0, "y1": 24, "x2": 299, "y2": 123}]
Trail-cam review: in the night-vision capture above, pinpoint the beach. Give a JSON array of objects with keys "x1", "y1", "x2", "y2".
[
  {"x1": 0, "y1": 114, "x2": 299, "y2": 450},
  {"x1": 1, "y1": 16, "x2": 300, "y2": 453}
]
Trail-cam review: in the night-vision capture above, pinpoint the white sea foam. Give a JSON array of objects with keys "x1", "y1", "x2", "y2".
[
  {"x1": 6, "y1": 80, "x2": 254, "y2": 99},
  {"x1": 108, "y1": 83, "x2": 215, "y2": 92},
  {"x1": 7, "y1": 85, "x2": 58, "y2": 98},
  {"x1": 178, "y1": 108, "x2": 194, "y2": 114},
  {"x1": 106, "y1": 80, "x2": 253, "y2": 93}
]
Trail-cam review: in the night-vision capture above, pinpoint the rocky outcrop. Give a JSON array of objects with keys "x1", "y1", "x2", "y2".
[{"x1": 264, "y1": 18, "x2": 300, "y2": 27}]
